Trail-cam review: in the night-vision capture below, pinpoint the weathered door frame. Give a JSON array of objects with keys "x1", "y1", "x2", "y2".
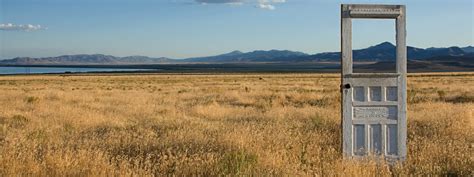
[{"x1": 341, "y1": 4, "x2": 407, "y2": 161}]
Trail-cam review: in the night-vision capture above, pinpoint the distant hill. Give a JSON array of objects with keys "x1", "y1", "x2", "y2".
[
  {"x1": 307, "y1": 42, "x2": 468, "y2": 61},
  {"x1": 115, "y1": 56, "x2": 174, "y2": 64},
  {"x1": 461, "y1": 46, "x2": 474, "y2": 53},
  {"x1": 182, "y1": 50, "x2": 308, "y2": 63},
  {"x1": 0, "y1": 54, "x2": 174, "y2": 65},
  {"x1": 0, "y1": 42, "x2": 472, "y2": 65}
]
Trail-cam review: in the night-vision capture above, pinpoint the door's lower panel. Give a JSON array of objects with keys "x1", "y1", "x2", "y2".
[
  {"x1": 347, "y1": 75, "x2": 400, "y2": 157},
  {"x1": 370, "y1": 124, "x2": 382, "y2": 155},
  {"x1": 387, "y1": 125, "x2": 398, "y2": 156},
  {"x1": 353, "y1": 125, "x2": 366, "y2": 156},
  {"x1": 352, "y1": 124, "x2": 398, "y2": 156},
  {"x1": 344, "y1": 74, "x2": 403, "y2": 159}
]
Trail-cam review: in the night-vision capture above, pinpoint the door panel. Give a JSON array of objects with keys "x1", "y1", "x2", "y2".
[
  {"x1": 370, "y1": 124, "x2": 382, "y2": 155},
  {"x1": 387, "y1": 125, "x2": 399, "y2": 156},
  {"x1": 353, "y1": 124, "x2": 366, "y2": 156}
]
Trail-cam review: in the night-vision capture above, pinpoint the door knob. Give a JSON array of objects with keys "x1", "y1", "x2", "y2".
[{"x1": 344, "y1": 84, "x2": 351, "y2": 89}]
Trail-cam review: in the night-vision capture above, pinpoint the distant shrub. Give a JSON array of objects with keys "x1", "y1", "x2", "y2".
[
  {"x1": 437, "y1": 90, "x2": 446, "y2": 101},
  {"x1": 307, "y1": 98, "x2": 330, "y2": 107},
  {"x1": 445, "y1": 93, "x2": 474, "y2": 103},
  {"x1": 245, "y1": 86, "x2": 250, "y2": 92},
  {"x1": 219, "y1": 150, "x2": 257, "y2": 175},
  {"x1": 25, "y1": 96, "x2": 39, "y2": 103},
  {"x1": 0, "y1": 115, "x2": 29, "y2": 129},
  {"x1": 408, "y1": 90, "x2": 428, "y2": 104},
  {"x1": 285, "y1": 96, "x2": 333, "y2": 108},
  {"x1": 309, "y1": 114, "x2": 325, "y2": 130},
  {"x1": 26, "y1": 129, "x2": 48, "y2": 142},
  {"x1": 10, "y1": 115, "x2": 29, "y2": 128}
]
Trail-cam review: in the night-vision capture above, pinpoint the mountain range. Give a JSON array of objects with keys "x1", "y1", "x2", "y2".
[{"x1": 0, "y1": 42, "x2": 473, "y2": 65}]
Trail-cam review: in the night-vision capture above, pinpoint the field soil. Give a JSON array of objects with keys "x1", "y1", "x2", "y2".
[{"x1": 0, "y1": 73, "x2": 473, "y2": 176}]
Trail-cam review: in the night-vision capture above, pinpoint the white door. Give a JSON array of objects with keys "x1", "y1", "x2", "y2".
[{"x1": 341, "y1": 4, "x2": 407, "y2": 161}]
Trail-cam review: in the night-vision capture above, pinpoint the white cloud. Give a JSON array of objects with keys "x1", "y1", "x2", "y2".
[
  {"x1": 256, "y1": 3, "x2": 275, "y2": 10},
  {"x1": 258, "y1": 0, "x2": 286, "y2": 3},
  {"x1": 0, "y1": 23, "x2": 46, "y2": 31},
  {"x1": 194, "y1": 0, "x2": 285, "y2": 10},
  {"x1": 195, "y1": 0, "x2": 244, "y2": 4},
  {"x1": 256, "y1": 0, "x2": 285, "y2": 10}
]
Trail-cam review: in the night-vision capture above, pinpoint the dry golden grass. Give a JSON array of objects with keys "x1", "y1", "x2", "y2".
[{"x1": 0, "y1": 73, "x2": 472, "y2": 176}]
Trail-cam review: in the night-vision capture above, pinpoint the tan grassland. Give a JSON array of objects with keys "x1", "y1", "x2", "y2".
[{"x1": 0, "y1": 72, "x2": 473, "y2": 176}]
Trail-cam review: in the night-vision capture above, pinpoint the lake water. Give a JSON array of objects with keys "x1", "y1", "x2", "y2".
[{"x1": 0, "y1": 67, "x2": 153, "y2": 75}]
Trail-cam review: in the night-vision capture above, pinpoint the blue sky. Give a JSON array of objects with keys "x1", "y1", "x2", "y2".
[{"x1": 0, "y1": 0, "x2": 473, "y2": 59}]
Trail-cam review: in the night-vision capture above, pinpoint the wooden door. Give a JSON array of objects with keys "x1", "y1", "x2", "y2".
[{"x1": 341, "y1": 4, "x2": 407, "y2": 161}]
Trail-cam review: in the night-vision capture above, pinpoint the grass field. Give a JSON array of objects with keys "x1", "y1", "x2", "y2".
[{"x1": 0, "y1": 73, "x2": 473, "y2": 176}]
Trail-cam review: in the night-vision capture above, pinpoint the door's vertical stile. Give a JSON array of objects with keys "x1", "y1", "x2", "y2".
[
  {"x1": 341, "y1": 5, "x2": 352, "y2": 75},
  {"x1": 344, "y1": 86, "x2": 354, "y2": 156},
  {"x1": 341, "y1": 4, "x2": 353, "y2": 158},
  {"x1": 396, "y1": 5, "x2": 407, "y2": 160}
]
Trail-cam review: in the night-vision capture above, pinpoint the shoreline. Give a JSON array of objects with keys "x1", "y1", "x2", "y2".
[
  {"x1": 1, "y1": 70, "x2": 474, "y2": 77},
  {"x1": 1, "y1": 63, "x2": 473, "y2": 76}
]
